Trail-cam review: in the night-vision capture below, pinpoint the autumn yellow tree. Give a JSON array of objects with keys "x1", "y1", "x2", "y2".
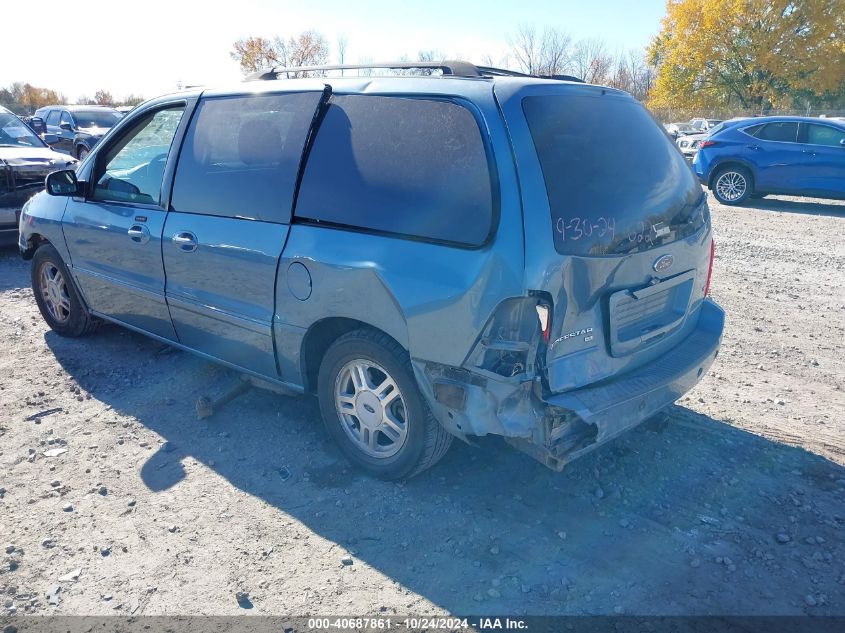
[{"x1": 648, "y1": 0, "x2": 845, "y2": 111}]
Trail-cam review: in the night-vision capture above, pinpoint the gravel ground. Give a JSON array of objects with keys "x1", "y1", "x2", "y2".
[{"x1": 0, "y1": 192, "x2": 844, "y2": 617}]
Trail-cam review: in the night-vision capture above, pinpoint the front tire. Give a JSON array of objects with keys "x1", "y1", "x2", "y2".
[
  {"x1": 31, "y1": 244, "x2": 99, "y2": 337},
  {"x1": 317, "y1": 329, "x2": 452, "y2": 479},
  {"x1": 77, "y1": 146, "x2": 89, "y2": 160},
  {"x1": 712, "y1": 166, "x2": 752, "y2": 205}
]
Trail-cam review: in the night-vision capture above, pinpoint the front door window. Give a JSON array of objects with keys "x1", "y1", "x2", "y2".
[{"x1": 92, "y1": 106, "x2": 184, "y2": 206}]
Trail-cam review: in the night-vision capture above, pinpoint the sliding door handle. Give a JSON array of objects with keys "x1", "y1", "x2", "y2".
[{"x1": 172, "y1": 231, "x2": 198, "y2": 252}]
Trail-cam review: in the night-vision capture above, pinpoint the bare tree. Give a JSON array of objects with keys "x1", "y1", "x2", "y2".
[
  {"x1": 231, "y1": 30, "x2": 330, "y2": 76},
  {"x1": 120, "y1": 94, "x2": 145, "y2": 107},
  {"x1": 230, "y1": 36, "x2": 282, "y2": 74},
  {"x1": 281, "y1": 30, "x2": 330, "y2": 74},
  {"x1": 93, "y1": 90, "x2": 114, "y2": 106},
  {"x1": 509, "y1": 24, "x2": 541, "y2": 74},
  {"x1": 602, "y1": 50, "x2": 656, "y2": 98},
  {"x1": 538, "y1": 28, "x2": 572, "y2": 76},
  {"x1": 336, "y1": 34, "x2": 348, "y2": 75},
  {"x1": 509, "y1": 24, "x2": 572, "y2": 76},
  {"x1": 336, "y1": 35, "x2": 348, "y2": 63},
  {"x1": 572, "y1": 38, "x2": 613, "y2": 84}
]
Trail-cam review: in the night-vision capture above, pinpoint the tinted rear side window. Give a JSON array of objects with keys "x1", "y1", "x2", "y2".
[
  {"x1": 295, "y1": 95, "x2": 494, "y2": 246},
  {"x1": 523, "y1": 94, "x2": 704, "y2": 256},
  {"x1": 171, "y1": 92, "x2": 321, "y2": 223},
  {"x1": 753, "y1": 122, "x2": 799, "y2": 143},
  {"x1": 804, "y1": 123, "x2": 845, "y2": 147}
]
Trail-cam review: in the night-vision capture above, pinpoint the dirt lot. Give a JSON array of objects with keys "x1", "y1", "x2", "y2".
[{"x1": 1, "y1": 192, "x2": 844, "y2": 617}]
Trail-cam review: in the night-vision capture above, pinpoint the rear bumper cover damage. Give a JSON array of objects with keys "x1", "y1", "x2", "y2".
[{"x1": 415, "y1": 299, "x2": 725, "y2": 470}]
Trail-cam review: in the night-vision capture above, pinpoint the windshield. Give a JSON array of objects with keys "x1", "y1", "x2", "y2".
[
  {"x1": 0, "y1": 113, "x2": 45, "y2": 148},
  {"x1": 523, "y1": 94, "x2": 705, "y2": 256},
  {"x1": 73, "y1": 110, "x2": 122, "y2": 129}
]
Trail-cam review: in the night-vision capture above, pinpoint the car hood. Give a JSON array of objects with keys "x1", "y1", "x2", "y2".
[
  {"x1": 1, "y1": 147, "x2": 77, "y2": 211},
  {"x1": 0, "y1": 146, "x2": 77, "y2": 167}
]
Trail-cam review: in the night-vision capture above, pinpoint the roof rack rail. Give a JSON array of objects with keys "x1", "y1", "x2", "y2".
[
  {"x1": 247, "y1": 60, "x2": 482, "y2": 81},
  {"x1": 246, "y1": 60, "x2": 585, "y2": 83},
  {"x1": 476, "y1": 66, "x2": 585, "y2": 82}
]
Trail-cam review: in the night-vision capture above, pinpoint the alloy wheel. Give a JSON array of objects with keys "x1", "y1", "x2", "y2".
[
  {"x1": 334, "y1": 359, "x2": 408, "y2": 458},
  {"x1": 39, "y1": 263, "x2": 71, "y2": 323},
  {"x1": 715, "y1": 171, "x2": 747, "y2": 202}
]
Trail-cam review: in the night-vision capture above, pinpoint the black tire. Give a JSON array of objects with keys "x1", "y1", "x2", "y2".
[
  {"x1": 31, "y1": 244, "x2": 99, "y2": 337},
  {"x1": 317, "y1": 328, "x2": 452, "y2": 479},
  {"x1": 77, "y1": 146, "x2": 89, "y2": 160},
  {"x1": 711, "y1": 166, "x2": 753, "y2": 205}
]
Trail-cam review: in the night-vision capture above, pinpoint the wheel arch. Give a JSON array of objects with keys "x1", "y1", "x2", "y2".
[
  {"x1": 708, "y1": 160, "x2": 756, "y2": 191},
  {"x1": 19, "y1": 231, "x2": 51, "y2": 260},
  {"x1": 300, "y1": 317, "x2": 408, "y2": 394}
]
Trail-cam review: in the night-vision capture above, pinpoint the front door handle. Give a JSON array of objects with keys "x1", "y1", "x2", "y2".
[
  {"x1": 745, "y1": 145, "x2": 761, "y2": 151},
  {"x1": 802, "y1": 149, "x2": 817, "y2": 156},
  {"x1": 172, "y1": 231, "x2": 198, "y2": 252},
  {"x1": 127, "y1": 224, "x2": 150, "y2": 245}
]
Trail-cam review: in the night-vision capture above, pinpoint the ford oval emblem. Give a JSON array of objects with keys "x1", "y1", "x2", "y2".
[{"x1": 653, "y1": 254, "x2": 674, "y2": 273}]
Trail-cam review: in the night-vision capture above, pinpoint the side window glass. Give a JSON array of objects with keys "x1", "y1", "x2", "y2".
[
  {"x1": 806, "y1": 124, "x2": 845, "y2": 147},
  {"x1": 59, "y1": 111, "x2": 74, "y2": 129},
  {"x1": 171, "y1": 92, "x2": 321, "y2": 222},
  {"x1": 295, "y1": 95, "x2": 494, "y2": 246},
  {"x1": 46, "y1": 110, "x2": 59, "y2": 126},
  {"x1": 755, "y1": 122, "x2": 799, "y2": 143},
  {"x1": 742, "y1": 124, "x2": 763, "y2": 138},
  {"x1": 92, "y1": 106, "x2": 184, "y2": 206}
]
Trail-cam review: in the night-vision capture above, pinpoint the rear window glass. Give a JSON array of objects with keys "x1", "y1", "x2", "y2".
[
  {"x1": 295, "y1": 95, "x2": 494, "y2": 246},
  {"x1": 171, "y1": 92, "x2": 321, "y2": 223},
  {"x1": 523, "y1": 94, "x2": 705, "y2": 256}
]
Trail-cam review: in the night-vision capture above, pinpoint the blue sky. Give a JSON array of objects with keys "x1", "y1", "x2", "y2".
[{"x1": 4, "y1": 0, "x2": 667, "y2": 101}]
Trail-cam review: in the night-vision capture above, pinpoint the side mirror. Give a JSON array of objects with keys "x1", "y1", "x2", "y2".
[
  {"x1": 46, "y1": 170, "x2": 80, "y2": 196},
  {"x1": 43, "y1": 133, "x2": 59, "y2": 145},
  {"x1": 59, "y1": 122, "x2": 73, "y2": 131},
  {"x1": 840, "y1": 138, "x2": 845, "y2": 147}
]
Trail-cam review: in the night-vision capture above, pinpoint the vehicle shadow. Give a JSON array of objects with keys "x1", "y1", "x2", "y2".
[
  {"x1": 43, "y1": 326, "x2": 845, "y2": 616},
  {"x1": 744, "y1": 195, "x2": 845, "y2": 217},
  {"x1": 0, "y1": 243, "x2": 31, "y2": 292}
]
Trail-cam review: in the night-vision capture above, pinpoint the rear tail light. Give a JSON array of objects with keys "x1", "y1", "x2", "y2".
[
  {"x1": 704, "y1": 238, "x2": 715, "y2": 296},
  {"x1": 699, "y1": 140, "x2": 717, "y2": 149},
  {"x1": 536, "y1": 304, "x2": 551, "y2": 342}
]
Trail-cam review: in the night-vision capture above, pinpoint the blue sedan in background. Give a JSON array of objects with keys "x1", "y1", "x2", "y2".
[{"x1": 693, "y1": 116, "x2": 845, "y2": 205}]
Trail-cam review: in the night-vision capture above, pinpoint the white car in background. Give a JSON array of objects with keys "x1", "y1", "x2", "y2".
[{"x1": 676, "y1": 118, "x2": 751, "y2": 160}]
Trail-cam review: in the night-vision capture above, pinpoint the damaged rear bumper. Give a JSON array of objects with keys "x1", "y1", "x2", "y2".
[{"x1": 415, "y1": 299, "x2": 725, "y2": 470}]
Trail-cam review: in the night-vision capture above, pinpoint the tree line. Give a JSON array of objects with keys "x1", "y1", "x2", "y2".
[
  {"x1": 6, "y1": 1, "x2": 843, "y2": 119},
  {"x1": 229, "y1": 1, "x2": 845, "y2": 118},
  {"x1": 0, "y1": 82, "x2": 145, "y2": 114},
  {"x1": 228, "y1": 26, "x2": 655, "y2": 101}
]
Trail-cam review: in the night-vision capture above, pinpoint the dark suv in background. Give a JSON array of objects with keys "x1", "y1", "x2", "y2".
[{"x1": 31, "y1": 105, "x2": 123, "y2": 159}]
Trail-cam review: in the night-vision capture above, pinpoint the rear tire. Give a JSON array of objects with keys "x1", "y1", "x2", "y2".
[
  {"x1": 31, "y1": 244, "x2": 99, "y2": 337},
  {"x1": 317, "y1": 329, "x2": 452, "y2": 479},
  {"x1": 712, "y1": 166, "x2": 752, "y2": 205}
]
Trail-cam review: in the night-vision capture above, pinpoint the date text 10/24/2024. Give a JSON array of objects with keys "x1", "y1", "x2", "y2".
[{"x1": 305, "y1": 617, "x2": 528, "y2": 630}]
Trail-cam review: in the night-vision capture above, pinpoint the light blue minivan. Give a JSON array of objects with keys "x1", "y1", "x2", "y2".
[{"x1": 19, "y1": 61, "x2": 724, "y2": 478}]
